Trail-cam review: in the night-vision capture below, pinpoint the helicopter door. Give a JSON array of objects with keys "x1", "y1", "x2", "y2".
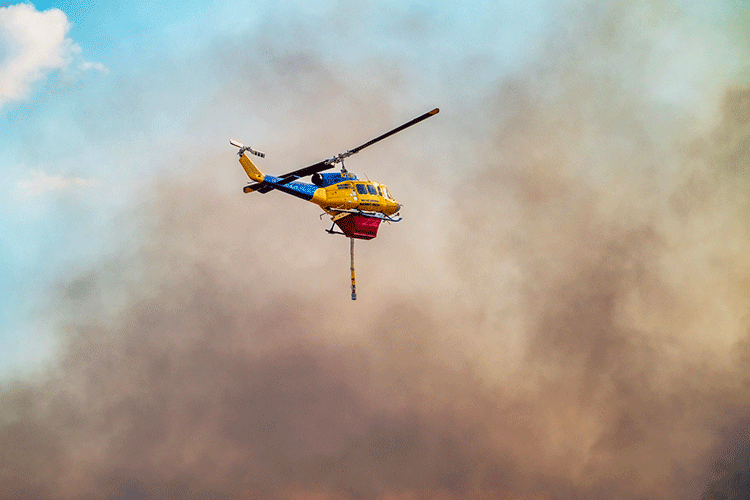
[
  {"x1": 366, "y1": 184, "x2": 380, "y2": 207},
  {"x1": 355, "y1": 183, "x2": 375, "y2": 209},
  {"x1": 376, "y1": 186, "x2": 385, "y2": 204}
]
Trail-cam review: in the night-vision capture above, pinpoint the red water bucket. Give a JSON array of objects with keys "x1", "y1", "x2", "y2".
[{"x1": 335, "y1": 215, "x2": 381, "y2": 240}]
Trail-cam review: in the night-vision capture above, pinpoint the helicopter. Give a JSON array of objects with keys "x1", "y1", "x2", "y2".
[{"x1": 230, "y1": 107, "x2": 439, "y2": 240}]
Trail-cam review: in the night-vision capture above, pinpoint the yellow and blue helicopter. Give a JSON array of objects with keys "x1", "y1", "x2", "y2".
[
  {"x1": 230, "y1": 108, "x2": 439, "y2": 300},
  {"x1": 230, "y1": 108, "x2": 438, "y2": 240}
]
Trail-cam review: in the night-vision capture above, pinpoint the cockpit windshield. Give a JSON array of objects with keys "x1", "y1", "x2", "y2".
[{"x1": 382, "y1": 186, "x2": 393, "y2": 199}]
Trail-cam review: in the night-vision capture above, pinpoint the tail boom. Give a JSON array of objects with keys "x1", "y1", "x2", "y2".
[{"x1": 239, "y1": 152, "x2": 327, "y2": 203}]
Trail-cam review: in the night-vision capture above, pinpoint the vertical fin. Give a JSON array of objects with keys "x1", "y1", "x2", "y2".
[{"x1": 239, "y1": 153, "x2": 265, "y2": 183}]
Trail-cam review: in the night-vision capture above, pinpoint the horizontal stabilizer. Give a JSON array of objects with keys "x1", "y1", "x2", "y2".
[
  {"x1": 244, "y1": 183, "x2": 275, "y2": 194},
  {"x1": 243, "y1": 172, "x2": 304, "y2": 194}
]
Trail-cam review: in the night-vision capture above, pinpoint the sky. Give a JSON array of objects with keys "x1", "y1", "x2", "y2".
[{"x1": 3, "y1": 0, "x2": 750, "y2": 499}]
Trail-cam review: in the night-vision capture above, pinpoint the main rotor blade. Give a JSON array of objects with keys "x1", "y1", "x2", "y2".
[
  {"x1": 276, "y1": 160, "x2": 335, "y2": 180},
  {"x1": 347, "y1": 107, "x2": 439, "y2": 157},
  {"x1": 281, "y1": 108, "x2": 439, "y2": 175}
]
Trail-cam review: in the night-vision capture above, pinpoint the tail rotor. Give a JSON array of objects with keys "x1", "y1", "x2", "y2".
[{"x1": 230, "y1": 139, "x2": 266, "y2": 158}]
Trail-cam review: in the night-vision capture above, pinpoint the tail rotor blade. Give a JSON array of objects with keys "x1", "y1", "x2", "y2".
[{"x1": 230, "y1": 139, "x2": 266, "y2": 158}]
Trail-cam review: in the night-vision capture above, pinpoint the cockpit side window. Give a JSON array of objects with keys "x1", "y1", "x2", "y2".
[
  {"x1": 367, "y1": 184, "x2": 377, "y2": 195},
  {"x1": 376, "y1": 186, "x2": 383, "y2": 197},
  {"x1": 356, "y1": 183, "x2": 368, "y2": 195}
]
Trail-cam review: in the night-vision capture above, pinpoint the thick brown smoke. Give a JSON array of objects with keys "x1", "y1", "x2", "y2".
[{"x1": 4, "y1": 1, "x2": 750, "y2": 499}]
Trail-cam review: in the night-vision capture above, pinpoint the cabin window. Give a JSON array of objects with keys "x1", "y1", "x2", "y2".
[
  {"x1": 367, "y1": 185, "x2": 377, "y2": 195},
  {"x1": 356, "y1": 183, "x2": 368, "y2": 195}
]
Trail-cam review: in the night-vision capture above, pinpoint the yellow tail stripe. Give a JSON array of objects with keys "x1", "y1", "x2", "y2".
[{"x1": 239, "y1": 154, "x2": 265, "y2": 182}]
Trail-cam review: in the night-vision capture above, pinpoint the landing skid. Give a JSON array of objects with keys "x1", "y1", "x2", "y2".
[
  {"x1": 324, "y1": 208, "x2": 402, "y2": 223},
  {"x1": 326, "y1": 221, "x2": 347, "y2": 236}
]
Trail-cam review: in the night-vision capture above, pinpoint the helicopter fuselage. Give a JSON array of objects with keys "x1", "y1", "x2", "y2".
[
  {"x1": 314, "y1": 177, "x2": 401, "y2": 217},
  {"x1": 239, "y1": 153, "x2": 401, "y2": 218}
]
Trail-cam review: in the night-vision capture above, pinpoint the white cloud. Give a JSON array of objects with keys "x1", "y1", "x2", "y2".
[
  {"x1": 78, "y1": 61, "x2": 109, "y2": 75},
  {"x1": 15, "y1": 169, "x2": 99, "y2": 198},
  {"x1": 0, "y1": 3, "x2": 79, "y2": 106}
]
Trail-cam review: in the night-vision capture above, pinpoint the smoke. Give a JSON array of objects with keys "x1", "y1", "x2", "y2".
[{"x1": 4, "y1": 0, "x2": 750, "y2": 498}]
